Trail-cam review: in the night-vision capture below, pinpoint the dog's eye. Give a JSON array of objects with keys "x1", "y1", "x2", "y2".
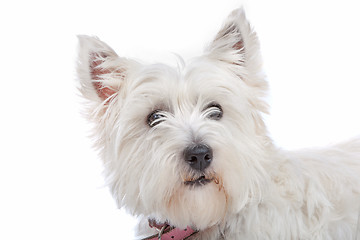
[
  {"x1": 147, "y1": 110, "x2": 166, "y2": 127},
  {"x1": 205, "y1": 103, "x2": 223, "y2": 120}
]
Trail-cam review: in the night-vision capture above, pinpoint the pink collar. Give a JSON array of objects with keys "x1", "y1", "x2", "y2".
[{"x1": 142, "y1": 220, "x2": 198, "y2": 240}]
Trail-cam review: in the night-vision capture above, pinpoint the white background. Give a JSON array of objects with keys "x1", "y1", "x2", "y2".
[{"x1": 0, "y1": 0, "x2": 359, "y2": 239}]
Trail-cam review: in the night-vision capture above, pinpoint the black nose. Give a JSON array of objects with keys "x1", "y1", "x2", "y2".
[{"x1": 184, "y1": 144, "x2": 213, "y2": 172}]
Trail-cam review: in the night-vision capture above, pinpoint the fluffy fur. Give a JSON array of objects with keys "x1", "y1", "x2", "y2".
[{"x1": 77, "y1": 8, "x2": 360, "y2": 239}]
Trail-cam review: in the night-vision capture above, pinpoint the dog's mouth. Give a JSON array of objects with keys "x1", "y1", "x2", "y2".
[{"x1": 184, "y1": 175, "x2": 213, "y2": 187}]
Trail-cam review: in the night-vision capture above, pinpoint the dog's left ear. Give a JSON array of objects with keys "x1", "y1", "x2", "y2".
[
  {"x1": 207, "y1": 8, "x2": 268, "y2": 113},
  {"x1": 207, "y1": 8, "x2": 263, "y2": 81}
]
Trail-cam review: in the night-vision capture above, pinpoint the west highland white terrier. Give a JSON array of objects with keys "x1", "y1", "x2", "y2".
[{"x1": 77, "y1": 8, "x2": 360, "y2": 240}]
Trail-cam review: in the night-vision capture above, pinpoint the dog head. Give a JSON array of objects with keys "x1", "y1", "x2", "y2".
[{"x1": 77, "y1": 8, "x2": 271, "y2": 230}]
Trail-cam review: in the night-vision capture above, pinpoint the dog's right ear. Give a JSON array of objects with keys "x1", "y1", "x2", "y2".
[{"x1": 77, "y1": 35, "x2": 127, "y2": 105}]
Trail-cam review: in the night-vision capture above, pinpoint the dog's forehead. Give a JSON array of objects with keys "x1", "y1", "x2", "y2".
[{"x1": 132, "y1": 60, "x2": 238, "y2": 109}]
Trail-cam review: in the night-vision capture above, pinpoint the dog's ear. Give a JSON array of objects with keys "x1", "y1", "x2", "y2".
[
  {"x1": 207, "y1": 8, "x2": 268, "y2": 113},
  {"x1": 206, "y1": 8, "x2": 263, "y2": 77},
  {"x1": 77, "y1": 35, "x2": 127, "y2": 104}
]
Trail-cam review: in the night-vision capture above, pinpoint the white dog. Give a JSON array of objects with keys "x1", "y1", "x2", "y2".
[{"x1": 77, "y1": 8, "x2": 360, "y2": 240}]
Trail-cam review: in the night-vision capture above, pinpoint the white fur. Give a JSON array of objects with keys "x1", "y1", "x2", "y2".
[{"x1": 77, "y1": 8, "x2": 360, "y2": 239}]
